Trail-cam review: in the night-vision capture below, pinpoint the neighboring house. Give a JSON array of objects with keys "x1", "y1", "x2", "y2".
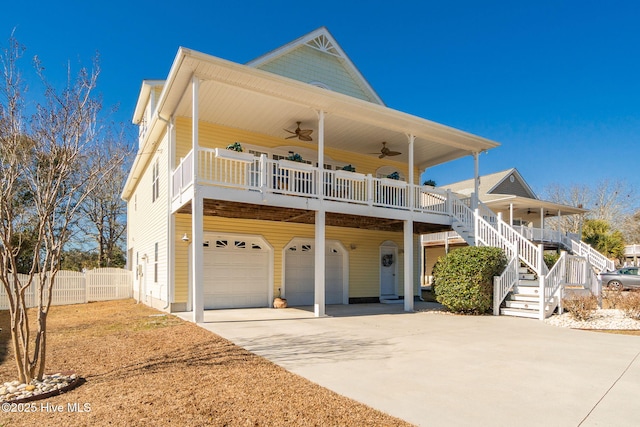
[
  {"x1": 624, "y1": 245, "x2": 640, "y2": 266},
  {"x1": 122, "y1": 27, "x2": 500, "y2": 321},
  {"x1": 422, "y1": 168, "x2": 589, "y2": 280}
]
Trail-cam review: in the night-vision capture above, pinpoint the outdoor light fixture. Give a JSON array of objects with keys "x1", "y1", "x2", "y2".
[{"x1": 182, "y1": 233, "x2": 190, "y2": 242}]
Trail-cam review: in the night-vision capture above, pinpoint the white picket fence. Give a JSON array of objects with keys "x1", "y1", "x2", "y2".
[{"x1": 0, "y1": 268, "x2": 133, "y2": 310}]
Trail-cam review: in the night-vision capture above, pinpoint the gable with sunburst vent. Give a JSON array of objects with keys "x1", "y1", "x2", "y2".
[{"x1": 247, "y1": 27, "x2": 384, "y2": 105}]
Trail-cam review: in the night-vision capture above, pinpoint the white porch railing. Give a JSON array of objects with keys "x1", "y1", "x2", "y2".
[
  {"x1": 171, "y1": 149, "x2": 456, "y2": 217},
  {"x1": 512, "y1": 226, "x2": 582, "y2": 250},
  {"x1": 172, "y1": 150, "x2": 194, "y2": 197}
]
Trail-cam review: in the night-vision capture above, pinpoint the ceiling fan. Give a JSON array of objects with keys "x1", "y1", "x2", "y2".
[
  {"x1": 371, "y1": 141, "x2": 401, "y2": 159},
  {"x1": 284, "y1": 121, "x2": 313, "y2": 142}
]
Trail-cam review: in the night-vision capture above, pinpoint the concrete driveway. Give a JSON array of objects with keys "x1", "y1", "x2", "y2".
[{"x1": 180, "y1": 303, "x2": 640, "y2": 426}]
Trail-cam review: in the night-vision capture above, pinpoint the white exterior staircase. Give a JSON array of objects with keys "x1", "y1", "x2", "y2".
[
  {"x1": 447, "y1": 193, "x2": 606, "y2": 320},
  {"x1": 500, "y1": 267, "x2": 552, "y2": 319}
]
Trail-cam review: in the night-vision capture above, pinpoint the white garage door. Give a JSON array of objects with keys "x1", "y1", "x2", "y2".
[
  {"x1": 284, "y1": 240, "x2": 345, "y2": 306},
  {"x1": 202, "y1": 235, "x2": 271, "y2": 309}
]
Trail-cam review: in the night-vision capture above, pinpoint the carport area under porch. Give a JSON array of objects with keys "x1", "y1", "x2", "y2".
[{"x1": 177, "y1": 198, "x2": 452, "y2": 323}]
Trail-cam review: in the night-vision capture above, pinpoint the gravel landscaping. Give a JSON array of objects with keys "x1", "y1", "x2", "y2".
[
  {"x1": 0, "y1": 300, "x2": 411, "y2": 426},
  {"x1": 545, "y1": 308, "x2": 640, "y2": 330}
]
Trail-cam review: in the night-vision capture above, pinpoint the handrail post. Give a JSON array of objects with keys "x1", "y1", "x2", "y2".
[
  {"x1": 493, "y1": 276, "x2": 499, "y2": 316},
  {"x1": 474, "y1": 208, "x2": 480, "y2": 245},
  {"x1": 259, "y1": 154, "x2": 268, "y2": 196},
  {"x1": 367, "y1": 174, "x2": 374, "y2": 206},
  {"x1": 538, "y1": 243, "x2": 545, "y2": 320}
]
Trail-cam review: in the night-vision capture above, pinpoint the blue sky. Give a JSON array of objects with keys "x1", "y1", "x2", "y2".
[{"x1": 2, "y1": 0, "x2": 638, "y2": 195}]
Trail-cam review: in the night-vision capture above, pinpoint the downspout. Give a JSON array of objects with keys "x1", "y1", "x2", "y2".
[{"x1": 157, "y1": 112, "x2": 173, "y2": 310}]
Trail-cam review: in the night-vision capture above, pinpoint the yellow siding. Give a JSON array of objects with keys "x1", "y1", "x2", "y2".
[
  {"x1": 128, "y1": 132, "x2": 170, "y2": 303},
  {"x1": 174, "y1": 119, "x2": 419, "y2": 180},
  {"x1": 173, "y1": 215, "x2": 421, "y2": 303}
]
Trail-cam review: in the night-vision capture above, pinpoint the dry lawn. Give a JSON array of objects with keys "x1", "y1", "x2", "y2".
[{"x1": 0, "y1": 300, "x2": 411, "y2": 426}]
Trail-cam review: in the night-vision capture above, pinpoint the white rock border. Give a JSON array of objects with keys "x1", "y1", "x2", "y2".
[
  {"x1": 545, "y1": 309, "x2": 640, "y2": 330},
  {"x1": 0, "y1": 373, "x2": 80, "y2": 403}
]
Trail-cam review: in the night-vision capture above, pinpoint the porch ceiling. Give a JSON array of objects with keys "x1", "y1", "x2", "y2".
[
  {"x1": 482, "y1": 195, "x2": 588, "y2": 218},
  {"x1": 177, "y1": 200, "x2": 450, "y2": 234},
  {"x1": 158, "y1": 48, "x2": 500, "y2": 171}
]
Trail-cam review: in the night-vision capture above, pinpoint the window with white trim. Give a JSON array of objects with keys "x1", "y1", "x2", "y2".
[
  {"x1": 153, "y1": 242, "x2": 158, "y2": 283},
  {"x1": 152, "y1": 159, "x2": 160, "y2": 202}
]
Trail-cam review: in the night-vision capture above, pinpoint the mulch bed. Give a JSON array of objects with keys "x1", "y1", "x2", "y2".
[{"x1": 0, "y1": 300, "x2": 411, "y2": 426}]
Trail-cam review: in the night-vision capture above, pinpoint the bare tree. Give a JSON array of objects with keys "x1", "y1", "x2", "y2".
[
  {"x1": 620, "y1": 210, "x2": 640, "y2": 244},
  {"x1": 78, "y1": 131, "x2": 132, "y2": 268},
  {"x1": 542, "y1": 179, "x2": 637, "y2": 235},
  {"x1": 0, "y1": 36, "x2": 125, "y2": 382}
]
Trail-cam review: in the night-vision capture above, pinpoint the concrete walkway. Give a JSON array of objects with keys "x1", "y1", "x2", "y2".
[{"x1": 178, "y1": 303, "x2": 640, "y2": 426}]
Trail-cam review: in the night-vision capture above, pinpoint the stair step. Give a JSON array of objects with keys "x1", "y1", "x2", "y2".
[
  {"x1": 518, "y1": 267, "x2": 529, "y2": 274},
  {"x1": 512, "y1": 286, "x2": 539, "y2": 296},
  {"x1": 518, "y1": 279, "x2": 538, "y2": 286},
  {"x1": 500, "y1": 307, "x2": 540, "y2": 319},
  {"x1": 519, "y1": 273, "x2": 536, "y2": 280},
  {"x1": 505, "y1": 300, "x2": 539, "y2": 310},
  {"x1": 510, "y1": 295, "x2": 539, "y2": 302}
]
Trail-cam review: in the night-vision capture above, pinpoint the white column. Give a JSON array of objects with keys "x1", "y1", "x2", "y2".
[
  {"x1": 404, "y1": 219, "x2": 414, "y2": 312},
  {"x1": 314, "y1": 209, "x2": 326, "y2": 317},
  {"x1": 407, "y1": 134, "x2": 415, "y2": 209},
  {"x1": 509, "y1": 203, "x2": 514, "y2": 226},
  {"x1": 317, "y1": 110, "x2": 325, "y2": 198},
  {"x1": 191, "y1": 76, "x2": 204, "y2": 323},
  {"x1": 191, "y1": 194, "x2": 204, "y2": 323},
  {"x1": 540, "y1": 207, "x2": 544, "y2": 229},
  {"x1": 472, "y1": 152, "x2": 480, "y2": 210}
]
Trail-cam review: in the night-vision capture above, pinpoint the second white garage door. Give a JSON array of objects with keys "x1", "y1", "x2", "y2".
[
  {"x1": 284, "y1": 239, "x2": 347, "y2": 306},
  {"x1": 202, "y1": 234, "x2": 271, "y2": 309}
]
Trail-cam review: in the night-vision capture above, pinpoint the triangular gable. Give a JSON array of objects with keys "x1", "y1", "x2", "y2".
[
  {"x1": 246, "y1": 27, "x2": 384, "y2": 105},
  {"x1": 441, "y1": 168, "x2": 537, "y2": 199},
  {"x1": 487, "y1": 169, "x2": 537, "y2": 199}
]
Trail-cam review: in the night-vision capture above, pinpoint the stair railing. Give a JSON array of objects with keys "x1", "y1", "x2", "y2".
[
  {"x1": 448, "y1": 190, "x2": 475, "y2": 231},
  {"x1": 477, "y1": 200, "x2": 498, "y2": 227},
  {"x1": 570, "y1": 239, "x2": 615, "y2": 272},
  {"x1": 542, "y1": 251, "x2": 566, "y2": 319},
  {"x1": 496, "y1": 214, "x2": 547, "y2": 276},
  {"x1": 493, "y1": 254, "x2": 519, "y2": 315}
]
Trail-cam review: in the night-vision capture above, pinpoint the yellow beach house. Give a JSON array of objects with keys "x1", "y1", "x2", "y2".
[{"x1": 123, "y1": 27, "x2": 505, "y2": 321}]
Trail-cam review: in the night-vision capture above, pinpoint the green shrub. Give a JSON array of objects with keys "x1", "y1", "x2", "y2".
[
  {"x1": 432, "y1": 246, "x2": 507, "y2": 314},
  {"x1": 562, "y1": 294, "x2": 598, "y2": 321},
  {"x1": 543, "y1": 252, "x2": 560, "y2": 269}
]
